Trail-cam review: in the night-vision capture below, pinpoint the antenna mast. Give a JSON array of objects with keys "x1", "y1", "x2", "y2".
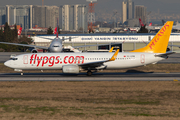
[
  {"x1": 86, "y1": 0, "x2": 97, "y2": 33},
  {"x1": 42, "y1": 0, "x2": 44, "y2": 6}
]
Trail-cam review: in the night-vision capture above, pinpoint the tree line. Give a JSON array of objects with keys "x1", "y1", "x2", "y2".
[{"x1": 0, "y1": 22, "x2": 32, "y2": 52}]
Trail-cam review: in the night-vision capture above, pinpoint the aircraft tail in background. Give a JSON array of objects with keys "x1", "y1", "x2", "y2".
[
  {"x1": 53, "y1": 27, "x2": 57, "y2": 35},
  {"x1": 162, "y1": 20, "x2": 166, "y2": 25},
  {"x1": 139, "y1": 18, "x2": 144, "y2": 27},
  {"x1": 131, "y1": 21, "x2": 173, "y2": 53},
  {"x1": 149, "y1": 23, "x2": 152, "y2": 26},
  {"x1": 18, "y1": 27, "x2": 22, "y2": 36}
]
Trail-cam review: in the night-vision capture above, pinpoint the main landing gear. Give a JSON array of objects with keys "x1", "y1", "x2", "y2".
[{"x1": 87, "y1": 70, "x2": 92, "y2": 76}]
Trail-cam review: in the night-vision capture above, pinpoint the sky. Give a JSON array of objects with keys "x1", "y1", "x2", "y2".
[{"x1": 1, "y1": 0, "x2": 180, "y2": 15}]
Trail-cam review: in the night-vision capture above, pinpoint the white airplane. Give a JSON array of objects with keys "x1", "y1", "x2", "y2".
[
  {"x1": 148, "y1": 20, "x2": 180, "y2": 33},
  {"x1": 0, "y1": 25, "x2": 82, "y2": 53},
  {"x1": 172, "y1": 21, "x2": 180, "y2": 31},
  {"x1": 0, "y1": 25, "x2": 117, "y2": 53},
  {"x1": 4, "y1": 21, "x2": 174, "y2": 76}
]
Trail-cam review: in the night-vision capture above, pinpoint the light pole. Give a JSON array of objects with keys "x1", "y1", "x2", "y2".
[
  {"x1": 113, "y1": 11, "x2": 117, "y2": 28},
  {"x1": 83, "y1": 11, "x2": 85, "y2": 34},
  {"x1": 147, "y1": 11, "x2": 151, "y2": 25}
]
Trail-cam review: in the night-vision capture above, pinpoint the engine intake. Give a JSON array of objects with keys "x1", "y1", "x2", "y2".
[{"x1": 31, "y1": 49, "x2": 38, "y2": 53}]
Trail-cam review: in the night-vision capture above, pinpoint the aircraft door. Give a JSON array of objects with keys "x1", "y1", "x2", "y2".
[
  {"x1": 140, "y1": 54, "x2": 145, "y2": 64},
  {"x1": 23, "y1": 55, "x2": 28, "y2": 65}
]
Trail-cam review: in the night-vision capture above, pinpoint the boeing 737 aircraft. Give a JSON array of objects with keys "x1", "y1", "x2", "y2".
[{"x1": 4, "y1": 21, "x2": 174, "y2": 76}]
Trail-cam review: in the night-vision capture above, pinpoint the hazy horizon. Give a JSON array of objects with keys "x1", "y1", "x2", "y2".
[
  {"x1": 1, "y1": 0, "x2": 180, "y2": 14},
  {"x1": 1, "y1": 0, "x2": 180, "y2": 23}
]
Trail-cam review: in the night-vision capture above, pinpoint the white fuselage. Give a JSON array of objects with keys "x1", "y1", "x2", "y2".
[{"x1": 4, "y1": 52, "x2": 165, "y2": 70}]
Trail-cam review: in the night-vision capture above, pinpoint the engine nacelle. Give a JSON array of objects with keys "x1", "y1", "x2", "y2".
[
  {"x1": 31, "y1": 49, "x2": 38, "y2": 53},
  {"x1": 62, "y1": 65, "x2": 79, "y2": 74}
]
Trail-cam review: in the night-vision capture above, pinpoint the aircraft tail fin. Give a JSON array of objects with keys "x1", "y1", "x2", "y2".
[
  {"x1": 139, "y1": 18, "x2": 144, "y2": 27},
  {"x1": 162, "y1": 20, "x2": 165, "y2": 25},
  {"x1": 149, "y1": 23, "x2": 152, "y2": 26},
  {"x1": 54, "y1": 27, "x2": 57, "y2": 35},
  {"x1": 131, "y1": 21, "x2": 173, "y2": 53},
  {"x1": 18, "y1": 27, "x2": 22, "y2": 36},
  {"x1": 56, "y1": 18, "x2": 58, "y2": 38}
]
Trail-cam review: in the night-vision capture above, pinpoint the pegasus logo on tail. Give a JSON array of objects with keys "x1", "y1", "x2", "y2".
[{"x1": 131, "y1": 21, "x2": 173, "y2": 53}]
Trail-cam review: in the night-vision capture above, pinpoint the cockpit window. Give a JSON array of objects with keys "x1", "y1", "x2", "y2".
[
  {"x1": 11, "y1": 58, "x2": 18, "y2": 60},
  {"x1": 53, "y1": 45, "x2": 59, "y2": 47}
]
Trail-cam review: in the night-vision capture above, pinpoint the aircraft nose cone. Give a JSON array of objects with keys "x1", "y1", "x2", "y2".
[{"x1": 4, "y1": 60, "x2": 11, "y2": 67}]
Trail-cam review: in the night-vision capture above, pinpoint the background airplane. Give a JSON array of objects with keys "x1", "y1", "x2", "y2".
[
  {"x1": 4, "y1": 21, "x2": 174, "y2": 76},
  {"x1": 148, "y1": 20, "x2": 180, "y2": 33},
  {"x1": 0, "y1": 23, "x2": 90, "y2": 53},
  {"x1": 0, "y1": 25, "x2": 123, "y2": 53},
  {"x1": 124, "y1": 18, "x2": 152, "y2": 32}
]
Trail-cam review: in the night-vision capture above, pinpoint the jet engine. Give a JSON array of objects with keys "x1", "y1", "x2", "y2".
[
  {"x1": 62, "y1": 65, "x2": 80, "y2": 74},
  {"x1": 31, "y1": 49, "x2": 38, "y2": 53}
]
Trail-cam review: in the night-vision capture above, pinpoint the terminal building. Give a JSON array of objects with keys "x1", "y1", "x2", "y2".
[{"x1": 31, "y1": 33, "x2": 180, "y2": 52}]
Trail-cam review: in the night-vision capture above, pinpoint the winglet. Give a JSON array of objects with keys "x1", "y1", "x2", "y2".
[
  {"x1": 109, "y1": 49, "x2": 119, "y2": 61},
  {"x1": 109, "y1": 47, "x2": 114, "y2": 52}
]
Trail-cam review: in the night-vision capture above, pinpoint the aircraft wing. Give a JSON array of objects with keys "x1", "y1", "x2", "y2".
[
  {"x1": 38, "y1": 36, "x2": 78, "y2": 41},
  {"x1": 0, "y1": 42, "x2": 49, "y2": 49},
  {"x1": 79, "y1": 49, "x2": 119, "y2": 68}
]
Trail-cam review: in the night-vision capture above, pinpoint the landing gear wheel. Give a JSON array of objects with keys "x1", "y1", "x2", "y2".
[{"x1": 87, "y1": 70, "x2": 92, "y2": 76}]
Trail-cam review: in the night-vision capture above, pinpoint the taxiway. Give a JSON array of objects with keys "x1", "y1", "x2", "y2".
[{"x1": 0, "y1": 72, "x2": 179, "y2": 81}]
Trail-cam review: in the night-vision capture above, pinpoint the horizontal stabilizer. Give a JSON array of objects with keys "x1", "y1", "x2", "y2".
[{"x1": 155, "y1": 51, "x2": 175, "y2": 57}]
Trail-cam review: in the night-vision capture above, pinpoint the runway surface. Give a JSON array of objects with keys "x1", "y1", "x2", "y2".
[{"x1": 0, "y1": 72, "x2": 180, "y2": 81}]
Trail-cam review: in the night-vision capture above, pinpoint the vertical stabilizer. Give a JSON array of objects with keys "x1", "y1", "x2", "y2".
[
  {"x1": 131, "y1": 21, "x2": 173, "y2": 53},
  {"x1": 18, "y1": 27, "x2": 22, "y2": 36},
  {"x1": 139, "y1": 18, "x2": 144, "y2": 27},
  {"x1": 54, "y1": 27, "x2": 57, "y2": 35},
  {"x1": 149, "y1": 23, "x2": 152, "y2": 26},
  {"x1": 56, "y1": 18, "x2": 58, "y2": 38}
]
